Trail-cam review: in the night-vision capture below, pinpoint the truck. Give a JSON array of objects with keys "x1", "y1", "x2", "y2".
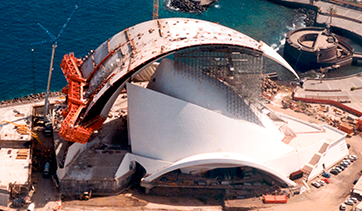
[
  {"x1": 43, "y1": 122, "x2": 53, "y2": 137},
  {"x1": 43, "y1": 162, "x2": 50, "y2": 178}
]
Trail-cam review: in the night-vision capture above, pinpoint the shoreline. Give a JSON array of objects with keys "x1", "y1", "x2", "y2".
[
  {"x1": 0, "y1": 91, "x2": 65, "y2": 108},
  {"x1": 3, "y1": 0, "x2": 362, "y2": 106},
  {"x1": 167, "y1": 0, "x2": 217, "y2": 13},
  {"x1": 268, "y1": 0, "x2": 362, "y2": 45}
]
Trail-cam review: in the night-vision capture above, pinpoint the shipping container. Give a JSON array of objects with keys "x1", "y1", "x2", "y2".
[
  {"x1": 263, "y1": 195, "x2": 288, "y2": 204},
  {"x1": 338, "y1": 123, "x2": 354, "y2": 134},
  {"x1": 289, "y1": 170, "x2": 304, "y2": 180}
]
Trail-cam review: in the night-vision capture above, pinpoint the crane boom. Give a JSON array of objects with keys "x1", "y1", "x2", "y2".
[{"x1": 0, "y1": 120, "x2": 49, "y2": 153}]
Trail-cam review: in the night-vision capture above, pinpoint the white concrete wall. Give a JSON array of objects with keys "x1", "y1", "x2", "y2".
[
  {"x1": 64, "y1": 142, "x2": 88, "y2": 167},
  {"x1": 127, "y1": 82, "x2": 293, "y2": 163},
  {"x1": 265, "y1": 139, "x2": 325, "y2": 177},
  {"x1": 308, "y1": 135, "x2": 348, "y2": 179},
  {"x1": 114, "y1": 153, "x2": 132, "y2": 179}
]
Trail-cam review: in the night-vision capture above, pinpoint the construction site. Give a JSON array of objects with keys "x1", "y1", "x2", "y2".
[{"x1": 1, "y1": 0, "x2": 362, "y2": 210}]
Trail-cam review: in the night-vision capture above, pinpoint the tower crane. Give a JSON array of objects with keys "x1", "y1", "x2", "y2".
[{"x1": 31, "y1": 1, "x2": 80, "y2": 120}]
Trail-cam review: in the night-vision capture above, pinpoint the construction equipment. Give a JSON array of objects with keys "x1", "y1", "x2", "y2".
[
  {"x1": 78, "y1": 190, "x2": 92, "y2": 200},
  {"x1": 153, "y1": 0, "x2": 159, "y2": 19},
  {"x1": 31, "y1": 1, "x2": 80, "y2": 120},
  {"x1": 0, "y1": 120, "x2": 49, "y2": 154}
]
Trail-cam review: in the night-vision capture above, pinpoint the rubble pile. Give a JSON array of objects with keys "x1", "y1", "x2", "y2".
[
  {"x1": 261, "y1": 77, "x2": 279, "y2": 100},
  {"x1": 169, "y1": 0, "x2": 216, "y2": 13},
  {"x1": 282, "y1": 98, "x2": 358, "y2": 135}
]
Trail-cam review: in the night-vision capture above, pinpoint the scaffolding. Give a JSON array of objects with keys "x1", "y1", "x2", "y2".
[{"x1": 173, "y1": 46, "x2": 265, "y2": 124}]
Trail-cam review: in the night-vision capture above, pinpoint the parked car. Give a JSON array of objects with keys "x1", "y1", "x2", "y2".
[
  {"x1": 340, "y1": 162, "x2": 349, "y2": 168},
  {"x1": 322, "y1": 172, "x2": 331, "y2": 178},
  {"x1": 330, "y1": 168, "x2": 339, "y2": 175},
  {"x1": 349, "y1": 197, "x2": 358, "y2": 203},
  {"x1": 311, "y1": 181, "x2": 321, "y2": 188},
  {"x1": 318, "y1": 180, "x2": 326, "y2": 186},
  {"x1": 321, "y1": 178, "x2": 330, "y2": 184},
  {"x1": 340, "y1": 203, "x2": 346, "y2": 210},
  {"x1": 346, "y1": 156, "x2": 355, "y2": 162},
  {"x1": 43, "y1": 122, "x2": 53, "y2": 137},
  {"x1": 337, "y1": 165, "x2": 345, "y2": 171},
  {"x1": 345, "y1": 199, "x2": 354, "y2": 205},
  {"x1": 343, "y1": 159, "x2": 351, "y2": 165},
  {"x1": 335, "y1": 166, "x2": 342, "y2": 172},
  {"x1": 349, "y1": 155, "x2": 357, "y2": 161}
]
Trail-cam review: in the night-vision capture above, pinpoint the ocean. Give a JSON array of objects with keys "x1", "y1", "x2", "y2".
[{"x1": 0, "y1": 0, "x2": 308, "y2": 101}]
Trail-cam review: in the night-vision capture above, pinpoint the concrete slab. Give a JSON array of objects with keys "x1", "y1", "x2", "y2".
[
  {"x1": 0, "y1": 148, "x2": 30, "y2": 189},
  {"x1": 0, "y1": 104, "x2": 32, "y2": 141}
]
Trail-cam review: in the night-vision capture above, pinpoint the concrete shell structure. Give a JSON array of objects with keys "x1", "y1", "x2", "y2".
[
  {"x1": 57, "y1": 18, "x2": 349, "y2": 195},
  {"x1": 58, "y1": 18, "x2": 299, "y2": 144},
  {"x1": 118, "y1": 58, "x2": 348, "y2": 190}
]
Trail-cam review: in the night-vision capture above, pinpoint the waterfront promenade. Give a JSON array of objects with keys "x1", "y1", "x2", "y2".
[
  {"x1": 294, "y1": 74, "x2": 362, "y2": 116},
  {"x1": 272, "y1": 0, "x2": 362, "y2": 116},
  {"x1": 316, "y1": 1, "x2": 362, "y2": 36},
  {"x1": 272, "y1": 0, "x2": 362, "y2": 42}
]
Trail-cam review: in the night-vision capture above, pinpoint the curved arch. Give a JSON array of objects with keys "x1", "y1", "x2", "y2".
[
  {"x1": 139, "y1": 152, "x2": 296, "y2": 187},
  {"x1": 59, "y1": 18, "x2": 299, "y2": 143}
]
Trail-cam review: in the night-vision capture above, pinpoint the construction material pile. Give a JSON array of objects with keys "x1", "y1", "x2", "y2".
[{"x1": 261, "y1": 76, "x2": 279, "y2": 100}]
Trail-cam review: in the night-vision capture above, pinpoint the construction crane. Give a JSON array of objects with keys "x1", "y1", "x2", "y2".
[
  {"x1": 153, "y1": 0, "x2": 159, "y2": 19},
  {"x1": 0, "y1": 120, "x2": 49, "y2": 154},
  {"x1": 31, "y1": 1, "x2": 80, "y2": 120}
]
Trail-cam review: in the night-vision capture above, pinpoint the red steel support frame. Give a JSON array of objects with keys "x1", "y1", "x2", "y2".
[{"x1": 59, "y1": 54, "x2": 105, "y2": 144}]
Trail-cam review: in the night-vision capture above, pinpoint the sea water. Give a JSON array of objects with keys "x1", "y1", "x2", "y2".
[{"x1": 0, "y1": 0, "x2": 317, "y2": 101}]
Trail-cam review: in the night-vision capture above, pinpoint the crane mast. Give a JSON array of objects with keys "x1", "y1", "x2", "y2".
[{"x1": 153, "y1": 0, "x2": 159, "y2": 19}]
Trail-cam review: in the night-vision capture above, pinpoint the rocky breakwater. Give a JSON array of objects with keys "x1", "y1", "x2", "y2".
[
  {"x1": 169, "y1": 0, "x2": 217, "y2": 13},
  {"x1": 0, "y1": 91, "x2": 65, "y2": 107}
]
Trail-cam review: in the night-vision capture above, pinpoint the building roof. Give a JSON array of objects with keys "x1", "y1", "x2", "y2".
[
  {"x1": 0, "y1": 148, "x2": 30, "y2": 188},
  {"x1": 0, "y1": 104, "x2": 32, "y2": 141}
]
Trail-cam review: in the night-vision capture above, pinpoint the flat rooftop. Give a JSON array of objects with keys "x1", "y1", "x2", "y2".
[
  {"x1": 279, "y1": 114, "x2": 345, "y2": 150},
  {"x1": 0, "y1": 104, "x2": 33, "y2": 141},
  {"x1": 0, "y1": 97, "x2": 64, "y2": 189},
  {"x1": 0, "y1": 148, "x2": 30, "y2": 188}
]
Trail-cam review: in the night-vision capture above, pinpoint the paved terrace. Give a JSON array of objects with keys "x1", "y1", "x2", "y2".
[
  {"x1": 316, "y1": 1, "x2": 362, "y2": 36},
  {"x1": 294, "y1": 74, "x2": 362, "y2": 116},
  {"x1": 273, "y1": 0, "x2": 362, "y2": 40},
  {"x1": 270, "y1": 0, "x2": 362, "y2": 115}
]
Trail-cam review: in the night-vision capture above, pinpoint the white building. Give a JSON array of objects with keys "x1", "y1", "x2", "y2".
[
  {"x1": 113, "y1": 58, "x2": 348, "y2": 190},
  {"x1": 56, "y1": 18, "x2": 349, "y2": 195}
]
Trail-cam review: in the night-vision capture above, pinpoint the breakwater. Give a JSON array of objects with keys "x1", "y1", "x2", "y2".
[{"x1": 0, "y1": 91, "x2": 65, "y2": 107}]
